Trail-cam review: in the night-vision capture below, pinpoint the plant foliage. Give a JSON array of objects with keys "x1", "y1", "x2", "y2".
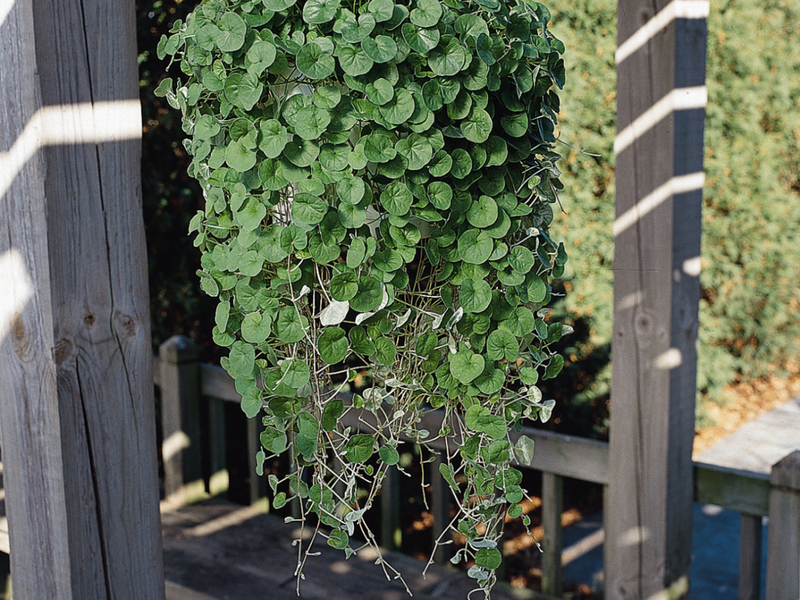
[{"x1": 158, "y1": 0, "x2": 568, "y2": 593}]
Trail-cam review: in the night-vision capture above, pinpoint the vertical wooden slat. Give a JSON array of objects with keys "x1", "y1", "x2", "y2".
[
  {"x1": 431, "y1": 454, "x2": 451, "y2": 563},
  {"x1": 247, "y1": 414, "x2": 269, "y2": 509},
  {"x1": 380, "y1": 464, "x2": 401, "y2": 550},
  {"x1": 0, "y1": 1, "x2": 73, "y2": 596},
  {"x1": 208, "y1": 397, "x2": 230, "y2": 497},
  {"x1": 160, "y1": 336, "x2": 205, "y2": 504},
  {"x1": 765, "y1": 451, "x2": 800, "y2": 600},
  {"x1": 738, "y1": 513, "x2": 762, "y2": 600},
  {"x1": 606, "y1": 1, "x2": 708, "y2": 598},
  {"x1": 541, "y1": 472, "x2": 564, "y2": 597}
]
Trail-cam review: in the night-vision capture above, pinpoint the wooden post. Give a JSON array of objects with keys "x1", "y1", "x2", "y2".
[
  {"x1": 0, "y1": 1, "x2": 74, "y2": 597},
  {"x1": 0, "y1": 0, "x2": 165, "y2": 597},
  {"x1": 160, "y1": 336, "x2": 205, "y2": 504},
  {"x1": 541, "y1": 472, "x2": 564, "y2": 597},
  {"x1": 738, "y1": 514, "x2": 762, "y2": 600},
  {"x1": 380, "y1": 463, "x2": 401, "y2": 550},
  {"x1": 606, "y1": 1, "x2": 708, "y2": 598},
  {"x1": 765, "y1": 451, "x2": 800, "y2": 600},
  {"x1": 247, "y1": 414, "x2": 269, "y2": 508},
  {"x1": 208, "y1": 396, "x2": 230, "y2": 497}
]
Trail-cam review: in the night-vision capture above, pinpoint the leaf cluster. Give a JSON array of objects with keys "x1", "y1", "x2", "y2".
[{"x1": 158, "y1": 0, "x2": 569, "y2": 592}]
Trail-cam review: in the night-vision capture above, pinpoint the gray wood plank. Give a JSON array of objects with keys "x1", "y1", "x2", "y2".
[
  {"x1": 16, "y1": 0, "x2": 165, "y2": 596},
  {"x1": 738, "y1": 513, "x2": 762, "y2": 600},
  {"x1": 606, "y1": 0, "x2": 707, "y2": 598},
  {"x1": 0, "y1": 1, "x2": 74, "y2": 596},
  {"x1": 766, "y1": 451, "x2": 800, "y2": 600},
  {"x1": 540, "y1": 473, "x2": 564, "y2": 597}
]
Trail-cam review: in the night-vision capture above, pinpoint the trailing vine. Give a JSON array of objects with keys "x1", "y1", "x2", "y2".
[{"x1": 157, "y1": 0, "x2": 569, "y2": 595}]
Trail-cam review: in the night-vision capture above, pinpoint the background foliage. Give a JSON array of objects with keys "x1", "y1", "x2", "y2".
[{"x1": 139, "y1": 0, "x2": 800, "y2": 439}]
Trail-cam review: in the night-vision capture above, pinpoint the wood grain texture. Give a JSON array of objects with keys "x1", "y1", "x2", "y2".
[
  {"x1": 0, "y1": 1, "x2": 74, "y2": 597},
  {"x1": 540, "y1": 472, "x2": 563, "y2": 597},
  {"x1": 606, "y1": 0, "x2": 707, "y2": 598},
  {"x1": 737, "y1": 514, "x2": 762, "y2": 600},
  {"x1": 14, "y1": 0, "x2": 165, "y2": 596},
  {"x1": 765, "y1": 451, "x2": 800, "y2": 600}
]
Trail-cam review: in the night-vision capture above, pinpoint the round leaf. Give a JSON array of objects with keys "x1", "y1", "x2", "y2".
[
  {"x1": 344, "y1": 434, "x2": 375, "y2": 463},
  {"x1": 380, "y1": 181, "x2": 413, "y2": 215},
  {"x1": 258, "y1": 119, "x2": 288, "y2": 158},
  {"x1": 410, "y1": 0, "x2": 442, "y2": 27},
  {"x1": 303, "y1": 0, "x2": 340, "y2": 24},
  {"x1": 362, "y1": 35, "x2": 398, "y2": 63},
  {"x1": 450, "y1": 350, "x2": 484, "y2": 384},
  {"x1": 319, "y1": 327, "x2": 349, "y2": 364},
  {"x1": 297, "y1": 43, "x2": 336, "y2": 79},
  {"x1": 487, "y1": 329, "x2": 519, "y2": 361},
  {"x1": 217, "y1": 12, "x2": 246, "y2": 53},
  {"x1": 460, "y1": 278, "x2": 492, "y2": 313},
  {"x1": 350, "y1": 277, "x2": 383, "y2": 312},
  {"x1": 467, "y1": 195, "x2": 499, "y2": 228},
  {"x1": 461, "y1": 107, "x2": 493, "y2": 143},
  {"x1": 294, "y1": 106, "x2": 331, "y2": 140},
  {"x1": 458, "y1": 229, "x2": 493, "y2": 264}
]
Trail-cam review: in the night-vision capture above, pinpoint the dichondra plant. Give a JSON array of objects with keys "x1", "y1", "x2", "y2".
[{"x1": 157, "y1": 0, "x2": 569, "y2": 595}]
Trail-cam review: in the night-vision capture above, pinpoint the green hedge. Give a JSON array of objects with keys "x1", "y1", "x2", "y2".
[{"x1": 537, "y1": 0, "x2": 800, "y2": 437}]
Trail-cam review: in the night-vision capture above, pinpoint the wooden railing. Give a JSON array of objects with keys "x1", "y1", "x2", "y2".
[{"x1": 155, "y1": 336, "x2": 800, "y2": 600}]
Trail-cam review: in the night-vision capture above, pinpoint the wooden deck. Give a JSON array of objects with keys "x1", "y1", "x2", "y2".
[{"x1": 161, "y1": 499, "x2": 539, "y2": 600}]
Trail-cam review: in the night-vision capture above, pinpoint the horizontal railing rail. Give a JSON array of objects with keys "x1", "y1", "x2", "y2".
[{"x1": 152, "y1": 335, "x2": 799, "y2": 600}]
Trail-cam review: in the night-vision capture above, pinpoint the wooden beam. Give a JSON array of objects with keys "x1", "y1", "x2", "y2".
[
  {"x1": 606, "y1": 0, "x2": 708, "y2": 598},
  {"x1": 0, "y1": 0, "x2": 165, "y2": 597},
  {"x1": 0, "y1": 1, "x2": 74, "y2": 596}
]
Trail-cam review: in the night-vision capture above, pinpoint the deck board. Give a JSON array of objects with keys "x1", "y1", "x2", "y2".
[{"x1": 162, "y1": 500, "x2": 540, "y2": 600}]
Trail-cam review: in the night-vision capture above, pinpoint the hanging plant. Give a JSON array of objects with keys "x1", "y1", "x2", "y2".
[{"x1": 157, "y1": 0, "x2": 569, "y2": 594}]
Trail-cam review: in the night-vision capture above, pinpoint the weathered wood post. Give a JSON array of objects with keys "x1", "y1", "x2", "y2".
[
  {"x1": 765, "y1": 451, "x2": 800, "y2": 600},
  {"x1": 605, "y1": 0, "x2": 708, "y2": 598},
  {"x1": 0, "y1": 0, "x2": 165, "y2": 597}
]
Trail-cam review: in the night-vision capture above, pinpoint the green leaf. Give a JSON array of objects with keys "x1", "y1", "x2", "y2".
[
  {"x1": 450, "y1": 350, "x2": 484, "y2": 384},
  {"x1": 525, "y1": 272, "x2": 547, "y2": 303},
  {"x1": 428, "y1": 36, "x2": 470, "y2": 77},
  {"x1": 217, "y1": 12, "x2": 246, "y2": 53},
  {"x1": 379, "y1": 89, "x2": 415, "y2": 125},
  {"x1": 291, "y1": 193, "x2": 328, "y2": 225},
  {"x1": 330, "y1": 272, "x2": 359, "y2": 301},
  {"x1": 240, "y1": 386, "x2": 262, "y2": 418},
  {"x1": 395, "y1": 134, "x2": 432, "y2": 170},
  {"x1": 236, "y1": 198, "x2": 267, "y2": 231},
  {"x1": 379, "y1": 445, "x2": 400, "y2": 465},
  {"x1": 225, "y1": 140, "x2": 257, "y2": 172},
  {"x1": 282, "y1": 358, "x2": 311, "y2": 388},
  {"x1": 336, "y1": 42, "x2": 374, "y2": 76},
  {"x1": 319, "y1": 327, "x2": 349, "y2": 364},
  {"x1": 461, "y1": 107, "x2": 493, "y2": 143},
  {"x1": 349, "y1": 326, "x2": 376, "y2": 355},
  {"x1": 508, "y1": 246, "x2": 535, "y2": 273},
  {"x1": 544, "y1": 355, "x2": 564, "y2": 380},
  {"x1": 439, "y1": 461, "x2": 459, "y2": 490},
  {"x1": 346, "y1": 237, "x2": 367, "y2": 268},
  {"x1": 229, "y1": 341, "x2": 255, "y2": 376},
  {"x1": 321, "y1": 399, "x2": 345, "y2": 431},
  {"x1": 274, "y1": 307, "x2": 307, "y2": 343},
  {"x1": 380, "y1": 181, "x2": 413, "y2": 215},
  {"x1": 482, "y1": 440, "x2": 511, "y2": 464},
  {"x1": 364, "y1": 134, "x2": 397, "y2": 163},
  {"x1": 460, "y1": 278, "x2": 492, "y2": 313},
  {"x1": 362, "y1": 35, "x2": 398, "y2": 63},
  {"x1": 467, "y1": 195, "x2": 498, "y2": 228},
  {"x1": 319, "y1": 143, "x2": 350, "y2": 171},
  {"x1": 365, "y1": 78, "x2": 395, "y2": 105},
  {"x1": 224, "y1": 73, "x2": 263, "y2": 111},
  {"x1": 367, "y1": 0, "x2": 394, "y2": 21},
  {"x1": 350, "y1": 277, "x2": 383, "y2": 312},
  {"x1": 328, "y1": 529, "x2": 349, "y2": 549},
  {"x1": 389, "y1": 223, "x2": 421, "y2": 247},
  {"x1": 258, "y1": 119, "x2": 288, "y2": 158},
  {"x1": 486, "y1": 329, "x2": 518, "y2": 361},
  {"x1": 450, "y1": 148, "x2": 472, "y2": 179},
  {"x1": 416, "y1": 331, "x2": 438, "y2": 356},
  {"x1": 401, "y1": 23, "x2": 440, "y2": 54},
  {"x1": 458, "y1": 229, "x2": 493, "y2": 264},
  {"x1": 259, "y1": 159, "x2": 290, "y2": 191},
  {"x1": 246, "y1": 40, "x2": 277, "y2": 75},
  {"x1": 338, "y1": 201, "x2": 367, "y2": 228},
  {"x1": 297, "y1": 43, "x2": 336, "y2": 79},
  {"x1": 428, "y1": 150, "x2": 453, "y2": 177},
  {"x1": 338, "y1": 176, "x2": 366, "y2": 205},
  {"x1": 500, "y1": 112, "x2": 529, "y2": 138},
  {"x1": 344, "y1": 434, "x2": 375, "y2": 463},
  {"x1": 242, "y1": 311, "x2": 272, "y2": 343},
  {"x1": 410, "y1": 0, "x2": 442, "y2": 27},
  {"x1": 475, "y1": 368, "x2": 504, "y2": 395},
  {"x1": 375, "y1": 337, "x2": 397, "y2": 365},
  {"x1": 303, "y1": 0, "x2": 340, "y2": 24},
  {"x1": 194, "y1": 114, "x2": 221, "y2": 139},
  {"x1": 294, "y1": 106, "x2": 331, "y2": 140}
]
